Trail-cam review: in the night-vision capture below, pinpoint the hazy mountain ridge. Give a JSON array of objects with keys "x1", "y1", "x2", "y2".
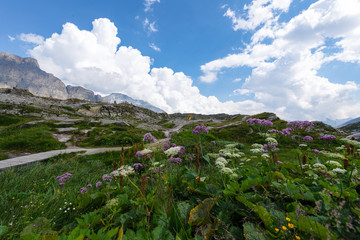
[{"x1": 0, "y1": 52, "x2": 164, "y2": 113}]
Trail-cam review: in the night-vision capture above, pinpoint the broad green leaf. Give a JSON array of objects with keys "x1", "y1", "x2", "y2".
[
  {"x1": 188, "y1": 197, "x2": 218, "y2": 226},
  {"x1": 0, "y1": 226, "x2": 8, "y2": 237},
  {"x1": 243, "y1": 222, "x2": 268, "y2": 240}
]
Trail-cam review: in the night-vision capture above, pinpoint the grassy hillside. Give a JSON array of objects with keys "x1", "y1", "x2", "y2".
[{"x1": 1, "y1": 114, "x2": 360, "y2": 239}]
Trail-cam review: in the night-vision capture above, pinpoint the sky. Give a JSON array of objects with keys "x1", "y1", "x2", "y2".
[{"x1": 1, "y1": 0, "x2": 360, "y2": 121}]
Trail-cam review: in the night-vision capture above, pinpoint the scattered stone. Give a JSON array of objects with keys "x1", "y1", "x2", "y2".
[{"x1": 57, "y1": 127, "x2": 78, "y2": 132}]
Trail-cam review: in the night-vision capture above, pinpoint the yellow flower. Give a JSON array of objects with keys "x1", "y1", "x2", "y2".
[
  {"x1": 288, "y1": 223, "x2": 294, "y2": 229},
  {"x1": 182, "y1": 180, "x2": 187, "y2": 183},
  {"x1": 275, "y1": 228, "x2": 279, "y2": 232},
  {"x1": 282, "y1": 226, "x2": 287, "y2": 231},
  {"x1": 30, "y1": 201, "x2": 33, "y2": 204},
  {"x1": 286, "y1": 217, "x2": 291, "y2": 221},
  {"x1": 12, "y1": 197, "x2": 15, "y2": 200},
  {"x1": 46, "y1": 182, "x2": 49, "y2": 184},
  {"x1": 295, "y1": 236, "x2": 300, "y2": 240}
]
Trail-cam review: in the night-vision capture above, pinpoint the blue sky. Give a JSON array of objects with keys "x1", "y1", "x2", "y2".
[{"x1": 1, "y1": 0, "x2": 360, "y2": 120}]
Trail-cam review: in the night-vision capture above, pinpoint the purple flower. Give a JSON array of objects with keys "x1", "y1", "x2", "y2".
[
  {"x1": 320, "y1": 135, "x2": 336, "y2": 141},
  {"x1": 169, "y1": 158, "x2": 182, "y2": 164},
  {"x1": 287, "y1": 121, "x2": 314, "y2": 129},
  {"x1": 303, "y1": 136, "x2": 313, "y2": 141},
  {"x1": 59, "y1": 182, "x2": 65, "y2": 187},
  {"x1": 143, "y1": 132, "x2": 156, "y2": 143},
  {"x1": 188, "y1": 156, "x2": 193, "y2": 160},
  {"x1": 96, "y1": 181, "x2": 102, "y2": 188},
  {"x1": 78, "y1": 187, "x2": 88, "y2": 194},
  {"x1": 313, "y1": 149, "x2": 320, "y2": 154},
  {"x1": 133, "y1": 163, "x2": 144, "y2": 170},
  {"x1": 164, "y1": 140, "x2": 171, "y2": 149},
  {"x1": 212, "y1": 141, "x2": 216, "y2": 145},
  {"x1": 171, "y1": 143, "x2": 177, "y2": 147},
  {"x1": 135, "y1": 151, "x2": 142, "y2": 158},
  {"x1": 146, "y1": 154, "x2": 152, "y2": 159},
  {"x1": 55, "y1": 172, "x2": 73, "y2": 183},
  {"x1": 178, "y1": 146, "x2": 186, "y2": 155},
  {"x1": 246, "y1": 118, "x2": 273, "y2": 126},
  {"x1": 192, "y1": 125, "x2": 208, "y2": 135},
  {"x1": 276, "y1": 161, "x2": 283, "y2": 164},
  {"x1": 102, "y1": 174, "x2": 113, "y2": 181},
  {"x1": 87, "y1": 184, "x2": 93, "y2": 188}
]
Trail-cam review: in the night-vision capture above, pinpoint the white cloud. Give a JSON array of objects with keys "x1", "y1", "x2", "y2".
[
  {"x1": 233, "y1": 89, "x2": 250, "y2": 95},
  {"x1": 200, "y1": 0, "x2": 360, "y2": 120},
  {"x1": 144, "y1": 0, "x2": 160, "y2": 12},
  {"x1": 8, "y1": 35, "x2": 15, "y2": 41},
  {"x1": 29, "y1": 18, "x2": 265, "y2": 115},
  {"x1": 149, "y1": 43, "x2": 161, "y2": 52},
  {"x1": 143, "y1": 18, "x2": 158, "y2": 33},
  {"x1": 19, "y1": 33, "x2": 44, "y2": 44},
  {"x1": 233, "y1": 78, "x2": 242, "y2": 83},
  {"x1": 224, "y1": 0, "x2": 293, "y2": 31}
]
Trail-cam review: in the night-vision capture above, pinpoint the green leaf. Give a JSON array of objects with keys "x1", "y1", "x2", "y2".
[
  {"x1": 188, "y1": 197, "x2": 218, "y2": 226},
  {"x1": 0, "y1": 226, "x2": 8, "y2": 237},
  {"x1": 288, "y1": 212, "x2": 338, "y2": 240},
  {"x1": 243, "y1": 222, "x2": 268, "y2": 240},
  {"x1": 202, "y1": 155, "x2": 211, "y2": 164},
  {"x1": 236, "y1": 196, "x2": 274, "y2": 230}
]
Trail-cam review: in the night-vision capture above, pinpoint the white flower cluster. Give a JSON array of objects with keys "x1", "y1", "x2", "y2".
[
  {"x1": 320, "y1": 151, "x2": 345, "y2": 159},
  {"x1": 225, "y1": 143, "x2": 238, "y2": 149},
  {"x1": 335, "y1": 145, "x2": 345, "y2": 151},
  {"x1": 261, "y1": 153, "x2": 270, "y2": 159},
  {"x1": 312, "y1": 163, "x2": 327, "y2": 171},
  {"x1": 265, "y1": 137, "x2": 278, "y2": 145},
  {"x1": 106, "y1": 198, "x2": 118, "y2": 209},
  {"x1": 331, "y1": 168, "x2": 347, "y2": 174},
  {"x1": 215, "y1": 157, "x2": 228, "y2": 168},
  {"x1": 219, "y1": 148, "x2": 244, "y2": 159},
  {"x1": 164, "y1": 146, "x2": 182, "y2": 158},
  {"x1": 207, "y1": 153, "x2": 220, "y2": 159},
  {"x1": 340, "y1": 138, "x2": 360, "y2": 148},
  {"x1": 250, "y1": 143, "x2": 264, "y2": 155},
  {"x1": 250, "y1": 148, "x2": 263, "y2": 154},
  {"x1": 326, "y1": 160, "x2": 343, "y2": 169},
  {"x1": 140, "y1": 149, "x2": 152, "y2": 155},
  {"x1": 258, "y1": 133, "x2": 271, "y2": 138},
  {"x1": 299, "y1": 144, "x2": 308, "y2": 148},
  {"x1": 112, "y1": 165, "x2": 135, "y2": 177}
]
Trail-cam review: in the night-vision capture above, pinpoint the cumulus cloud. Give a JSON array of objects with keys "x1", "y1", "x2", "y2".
[
  {"x1": 149, "y1": 43, "x2": 161, "y2": 52},
  {"x1": 200, "y1": 0, "x2": 360, "y2": 120},
  {"x1": 8, "y1": 35, "x2": 15, "y2": 41},
  {"x1": 29, "y1": 18, "x2": 264, "y2": 115},
  {"x1": 19, "y1": 33, "x2": 45, "y2": 44},
  {"x1": 233, "y1": 89, "x2": 250, "y2": 95},
  {"x1": 144, "y1": 0, "x2": 160, "y2": 12}
]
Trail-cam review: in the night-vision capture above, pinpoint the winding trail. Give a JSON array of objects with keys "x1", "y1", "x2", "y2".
[{"x1": 0, "y1": 147, "x2": 128, "y2": 171}]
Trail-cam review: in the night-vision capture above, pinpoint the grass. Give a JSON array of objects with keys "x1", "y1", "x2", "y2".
[
  {"x1": 0, "y1": 115, "x2": 359, "y2": 239},
  {"x1": 0, "y1": 124, "x2": 66, "y2": 154}
]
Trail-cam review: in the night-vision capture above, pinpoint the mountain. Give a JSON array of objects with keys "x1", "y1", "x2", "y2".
[
  {"x1": 0, "y1": 52, "x2": 164, "y2": 113},
  {"x1": 103, "y1": 93, "x2": 165, "y2": 113},
  {"x1": 337, "y1": 117, "x2": 360, "y2": 128},
  {"x1": 322, "y1": 118, "x2": 352, "y2": 127},
  {"x1": 0, "y1": 52, "x2": 68, "y2": 99}
]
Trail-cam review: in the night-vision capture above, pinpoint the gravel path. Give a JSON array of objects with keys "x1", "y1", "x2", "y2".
[{"x1": 0, "y1": 147, "x2": 128, "y2": 171}]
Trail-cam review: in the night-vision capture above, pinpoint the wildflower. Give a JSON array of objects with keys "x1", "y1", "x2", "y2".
[
  {"x1": 282, "y1": 226, "x2": 287, "y2": 231},
  {"x1": 299, "y1": 144, "x2": 307, "y2": 148},
  {"x1": 212, "y1": 141, "x2": 216, "y2": 145},
  {"x1": 288, "y1": 223, "x2": 294, "y2": 228},
  {"x1": 251, "y1": 143, "x2": 264, "y2": 149},
  {"x1": 102, "y1": 174, "x2": 113, "y2": 181},
  {"x1": 164, "y1": 146, "x2": 182, "y2": 158},
  {"x1": 313, "y1": 163, "x2": 327, "y2": 171},
  {"x1": 143, "y1": 132, "x2": 156, "y2": 143},
  {"x1": 332, "y1": 168, "x2": 347, "y2": 174},
  {"x1": 326, "y1": 160, "x2": 342, "y2": 168},
  {"x1": 78, "y1": 187, "x2": 88, "y2": 194},
  {"x1": 96, "y1": 181, "x2": 102, "y2": 188},
  {"x1": 303, "y1": 136, "x2": 313, "y2": 141},
  {"x1": 192, "y1": 125, "x2": 208, "y2": 135},
  {"x1": 276, "y1": 161, "x2": 283, "y2": 164},
  {"x1": 320, "y1": 135, "x2": 336, "y2": 141},
  {"x1": 287, "y1": 121, "x2": 314, "y2": 129},
  {"x1": 247, "y1": 118, "x2": 273, "y2": 126},
  {"x1": 313, "y1": 149, "x2": 320, "y2": 154},
  {"x1": 136, "y1": 149, "x2": 152, "y2": 157},
  {"x1": 295, "y1": 236, "x2": 301, "y2": 240},
  {"x1": 133, "y1": 163, "x2": 144, "y2": 170},
  {"x1": 220, "y1": 167, "x2": 234, "y2": 174},
  {"x1": 117, "y1": 165, "x2": 135, "y2": 177},
  {"x1": 146, "y1": 154, "x2": 152, "y2": 159},
  {"x1": 110, "y1": 170, "x2": 120, "y2": 177},
  {"x1": 169, "y1": 157, "x2": 182, "y2": 164},
  {"x1": 87, "y1": 184, "x2": 93, "y2": 188},
  {"x1": 55, "y1": 173, "x2": 73, "y2": 183},
  {"x1": 171, "y1": 143, "x2": 177, "y2": 147}
]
